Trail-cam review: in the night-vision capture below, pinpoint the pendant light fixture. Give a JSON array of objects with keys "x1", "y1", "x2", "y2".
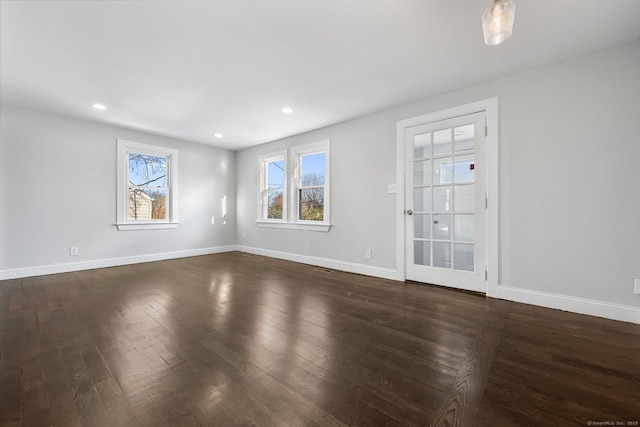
[{"x1": 482, "y1": 0, "x2": 515, "y2": 45}]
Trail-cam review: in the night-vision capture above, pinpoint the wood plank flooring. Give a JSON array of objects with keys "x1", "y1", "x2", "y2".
[{"x1": 0, "y1": 252, "x2": 638, "y2": 426}]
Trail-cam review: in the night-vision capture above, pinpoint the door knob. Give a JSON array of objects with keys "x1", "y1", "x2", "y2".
[{"x1": 406, "y1": 209, "x2": 413, "y2": 215}]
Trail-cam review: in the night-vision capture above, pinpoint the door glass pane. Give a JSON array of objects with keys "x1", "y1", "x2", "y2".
[
  {"x1": 414, "y1": 214, "x2": 431, "y2": 239},
  {"x1": 434, "y1": 157, "x2": 452, "y2": 184},
  {"x1": 454, "y1": 243, "x2": 474, "y2": 272},
  {"x1": 414, "y1": 241, "x2": 431, "y2": 266},
  {"x1": 433, "y1": 129, "x2": 452, "y2": 156},
  {"x1": 433, "y1": 242, "x2": 451, "y2": 269},
  {"x1": 414, "y1": 187, "x2": 431, "y2": 212},
  {"x1": 414, "y1": 132, "x2": 431, "y2": 159},
  {"x1": 414, "y1": 160, "x2": 432, "y2": 186},
  {"x1": 433, "y1": 214, "x2": 451, "y2": 240},
  {"x1": 454, "y1": 184, "x2": 474, "y2": 212},
  {"x1": 454, "y1": 214, "x2": 474, "y2": 242},
  {"x1": 454, "y1": 124, "x2": 475, "y2": 153},
  {"x1": 433, "y1": 187, "x2": 451, "y2": 212},
  {"x1": 453, "y1": 155, "x2": 475, "y2": 183}
]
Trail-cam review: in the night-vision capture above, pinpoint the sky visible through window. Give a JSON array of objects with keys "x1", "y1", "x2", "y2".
[
  {"x1": 129, "y1": 154, "x2": 167, "y2": 187},
  {"x1": 301, "y1": 153, "x2": 325, "y2": 185},
  {"x1": 267, "y1": 160, "x2": 285, "y2": 189}
]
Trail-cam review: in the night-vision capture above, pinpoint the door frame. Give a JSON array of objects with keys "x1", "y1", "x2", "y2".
[{"x1": 395, "y1": 97, "x2": 499, "y2": 297}]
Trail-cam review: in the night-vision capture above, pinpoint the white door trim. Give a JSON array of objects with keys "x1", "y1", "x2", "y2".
[{"x1": 396, "y1": 97, "x2": 499, "y2": 297}]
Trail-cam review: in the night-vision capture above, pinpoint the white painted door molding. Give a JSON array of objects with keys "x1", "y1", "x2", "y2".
[{"x1": 395, "y1": 97, "x2": 499, "y2": 297}]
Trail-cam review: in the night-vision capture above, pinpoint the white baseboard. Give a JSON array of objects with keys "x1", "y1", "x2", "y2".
[
  {"x1": 497, "y1": 285, "x2": 640, "y2": 324},
  {"x1": 0, "y1": 246, "x2": 237, "y2": 280},
  {"x1": 3, "y1": 245, "x2": 637, "y2": 324},
  {"x1": 235, "y1": 245, "x2": 401, "y2": 281},
  {"x1": 236, "y1": 246, "x2": 639, "y2": 324}
]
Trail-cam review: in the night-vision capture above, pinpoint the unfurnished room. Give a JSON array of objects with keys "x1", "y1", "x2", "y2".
[{"x1": 0, "y1": 1, "x2": 639, "y2": 426}]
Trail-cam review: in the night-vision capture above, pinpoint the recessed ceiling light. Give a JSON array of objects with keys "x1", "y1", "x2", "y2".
[
  {"x1": 214, "y1": 133, "x2": 223, "y2": 138},
  {"x1": 92, "y1": 103, "x2": 107, "y2": 110},
  {"x1": 282, "y1": 107, "x2": 293, "y2": 114}
]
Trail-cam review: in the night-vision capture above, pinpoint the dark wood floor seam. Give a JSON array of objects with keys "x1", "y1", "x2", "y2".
[{"x1": 430, "y1": 304, "x2": 507, "y2": 426}]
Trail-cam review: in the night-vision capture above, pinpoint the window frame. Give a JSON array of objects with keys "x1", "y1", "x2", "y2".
[
  {"x1": 116, "y1": 139, "x2": 179, "y2": 231},
  {"x1": 257, "y1": 140, "x2": 331, "y2": 232}
]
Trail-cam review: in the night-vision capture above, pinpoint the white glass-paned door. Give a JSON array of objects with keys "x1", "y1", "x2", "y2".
[{"x1": 405, "y1": 112, "x2": 486, "y2": 292}]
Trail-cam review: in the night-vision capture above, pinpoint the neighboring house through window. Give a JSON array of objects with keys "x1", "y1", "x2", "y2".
[
  {"x1": 258, "y1": 140, "x2": 330, "y2": 231},
  {"x1": 116, "y1": 139, "x2": 179, "y2": 230}
]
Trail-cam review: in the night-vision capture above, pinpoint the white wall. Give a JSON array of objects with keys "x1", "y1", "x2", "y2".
[
  {"x1": 236, "y1": 116, "x2": 398, "y2": 272},
  {"x1": 0, "y1": 107, "x2": 236, "y2": 275},
  {"x1": 236, "y1": 40, "x2": 640, "y2": 311}
]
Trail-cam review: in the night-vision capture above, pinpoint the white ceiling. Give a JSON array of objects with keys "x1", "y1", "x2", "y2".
[{"x1": 2, "y1": 1, "x2": 640, "y2": 150}]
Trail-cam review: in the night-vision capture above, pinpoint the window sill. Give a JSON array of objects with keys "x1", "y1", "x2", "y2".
[
  {"x1": 256, "y1": 221, "x2": 331, "y2": 232},
  {"x1": 116, "y1": 222, "x2": 179, "y2": 231}
]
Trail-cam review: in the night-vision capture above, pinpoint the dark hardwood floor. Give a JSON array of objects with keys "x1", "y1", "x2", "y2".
[{"x1": 0, "y1": 252, "x2": 638, "y2": 426}]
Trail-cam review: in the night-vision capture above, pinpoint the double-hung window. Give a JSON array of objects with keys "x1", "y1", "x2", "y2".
[
  {"x1": 258, "y1": 140, "x2": 330, "y2": 231},
  {"x1": 116, "y1": 139, "x2": 179, "y2": 230}
]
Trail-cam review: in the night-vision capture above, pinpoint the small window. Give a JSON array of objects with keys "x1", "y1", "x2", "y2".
[
  {"x1": 116, "y1": 139, "x2": 179, "y2": 230},
  {"x1": 257, "y1": 140, "x2": 330, "y2": 231}
]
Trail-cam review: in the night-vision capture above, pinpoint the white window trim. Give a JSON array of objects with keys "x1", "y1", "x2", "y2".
[
  {"x1": 116, "y1": 139, "x2": 179, "y2": 231},
  {"x1": 256, "y1": 140, "x2": 331, "y2": 232}
]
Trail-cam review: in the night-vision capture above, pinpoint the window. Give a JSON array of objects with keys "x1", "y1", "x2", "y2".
[
  {"x1": 116, "y1": 139, "x2": 179, "y2": 230},
  {"x1": 260, "y1": 153, "x2": 286, "y2": 220},
  {"x1": 258, "y1": 140, "x2": 330, "y2": 231},
  {"x1": 298, "y1": 151, "x2": 326, "y2": 221}
]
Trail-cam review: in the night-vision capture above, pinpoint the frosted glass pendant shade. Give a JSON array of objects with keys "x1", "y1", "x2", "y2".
[{"x1": 482, "y1": 0, "x2": 515, "y2": 45}]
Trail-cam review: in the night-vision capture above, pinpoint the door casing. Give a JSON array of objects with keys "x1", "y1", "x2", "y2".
[{"x1": 395, "y1": 98, "x2": 499, "y2": 297}]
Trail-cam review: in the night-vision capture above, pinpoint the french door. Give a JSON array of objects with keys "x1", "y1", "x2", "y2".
[{"x1": 405, "y1": 112, "x2": 487, "y2": 292}]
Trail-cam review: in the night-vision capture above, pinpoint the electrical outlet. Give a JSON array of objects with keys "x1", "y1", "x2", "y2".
[
  {"x1": 69, "y1": 246, "x2": 79, "y2": 256},
  {"x1": 242, "y1": 232, "x2": 246, "y2": 239},
  {"x1": 365, "y1": 249, "x2": 372, "y2": 259},
  {"x1": 388, "y1": 184, "x2": 397, "y2": 194},
  {"x1": 634, "y1": 279, "x2": 640, "y2": 295}
]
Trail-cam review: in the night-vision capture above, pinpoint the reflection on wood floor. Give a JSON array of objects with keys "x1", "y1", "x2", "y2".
[{"x1": 1, "y1": 252, "x2": 638, "y2": 426}]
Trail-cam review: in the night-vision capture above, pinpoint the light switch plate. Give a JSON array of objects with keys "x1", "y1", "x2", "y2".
[{"x1": 634, "y1": 279, "x2": 640, "y2": 295}]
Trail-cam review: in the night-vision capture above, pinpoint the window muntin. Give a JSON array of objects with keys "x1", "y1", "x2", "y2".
[{"x1": 116, "y1": 139, "x2": 178, "y2": 230}]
